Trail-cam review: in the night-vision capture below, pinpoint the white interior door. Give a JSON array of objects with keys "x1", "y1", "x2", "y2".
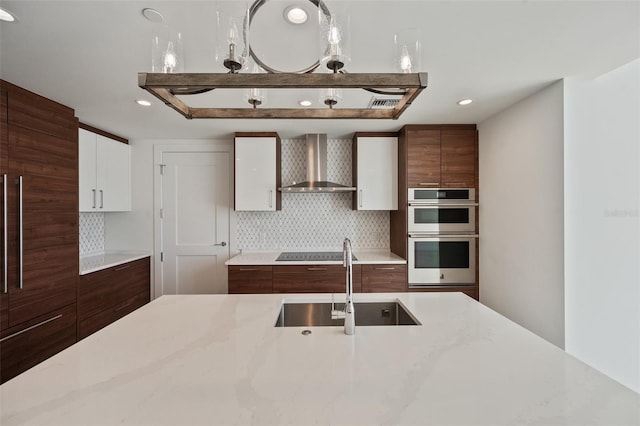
[{"x1": 160, "y1": 151, "x2": 230, "y2": 294}]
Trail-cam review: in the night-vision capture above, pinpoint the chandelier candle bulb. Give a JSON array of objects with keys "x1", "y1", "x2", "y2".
[
  {"x1": 394, "y1": 29, "x2": 421, "y2": 74},
  {"x1": 151, "y1": 26, "x2": 183, "y2": 74}
]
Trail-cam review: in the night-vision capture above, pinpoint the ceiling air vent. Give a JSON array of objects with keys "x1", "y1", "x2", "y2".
[{"x1": 367, "y1": 96, "x2": 401, "y2": 109}]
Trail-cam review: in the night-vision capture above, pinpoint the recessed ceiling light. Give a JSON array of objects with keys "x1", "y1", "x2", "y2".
[
  {"x1": 284, "y1": 6, "x2": 307, "y2": 24},
  {"x1": 299, "y1": 100, "x2": 312, "y2": 107},
  {"x1": 136, "y1": 99, "x2": 152, "y2": 107},
  {"x1": 457, "y1": 99, "x2": 473, "y2": 106},
  {"x1": 0, "y1": 7, "x2": 17, "y2": 22},
  {"x1": 142, "y1": 8, "x2": 164, "y2": 23}
]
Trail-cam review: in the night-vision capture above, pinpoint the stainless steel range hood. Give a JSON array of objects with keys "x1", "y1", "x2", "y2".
[{"x1": 278, "y1": 134, "x2": 356, "y2": 193}]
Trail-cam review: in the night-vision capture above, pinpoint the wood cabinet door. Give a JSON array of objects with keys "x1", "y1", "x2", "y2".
[
  {"x1": 440, "y1": 130, "x2": 476, "y2": 188},
  {"x1": 7, "y1": 124, "x2": 78, "y2": 327},
  {"x1": 228, "y1": 265, "x2": 273, "y2": 294},
  {"x1": 407, "y1": 129, "x2": 441, "y2": 188},
  {"x1": 273, "y1": 265, "x2": 362, "y2": 293},
  {"x1": 361, "y1": 264, "x2": 407, "y2": 292}
]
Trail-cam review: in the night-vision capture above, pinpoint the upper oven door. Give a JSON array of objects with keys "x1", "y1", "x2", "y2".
[
  {"x1": 408, "y1": 204, "x2": 475, "y2": 234},
  {"x1": 408, "y1": 188, "x2": 476, "y2": 204}
]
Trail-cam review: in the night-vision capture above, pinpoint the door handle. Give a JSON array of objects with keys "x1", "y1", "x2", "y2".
[
  {"x1": 17, "y1": 176, "x2": 23, "y2": 289},
  {"x1": 214, "y1": 241, "x2": 227, "y2": 247},
  {"x1": 269, "y1": 190, "x2": 273, "y2": 209},
  {"x1": 359, "y1": 190, "x2": 363, "y2": 208},
  {"x1": 92, "y1": 189, "x2": 96, "y2": 209},
  {"x1": 2, "y1": 174, "x2": 7, "y2": 294},
  {"x1": 99, "y1": 190, "x2": 104, "y2": 209}
]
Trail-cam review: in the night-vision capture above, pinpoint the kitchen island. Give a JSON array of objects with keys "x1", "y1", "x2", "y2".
[{"x1": 1, "y1": 293, "x2": 638, "y2": 425}]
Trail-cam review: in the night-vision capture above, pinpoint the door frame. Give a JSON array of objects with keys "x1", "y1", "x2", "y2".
[{"x1": 153, "y1": 142, "x2": 235, "y2": 299}]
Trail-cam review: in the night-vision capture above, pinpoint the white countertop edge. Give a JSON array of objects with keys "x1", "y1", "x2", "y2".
[
  {"x1": 80, "y1": 251, "x2": 152, "y2": 275},
  {"x1": 225, "y1": 249, "x2": 406, "y2": 266}
]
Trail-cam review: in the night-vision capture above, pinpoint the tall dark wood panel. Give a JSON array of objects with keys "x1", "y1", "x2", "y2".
[{"x1": 0, "y1": 80, "x2": 79, "y2": 383}]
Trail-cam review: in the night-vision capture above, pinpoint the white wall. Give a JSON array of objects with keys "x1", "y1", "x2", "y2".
[
  {"x1": 478, "y1": 81, "x2": 565, "y2": 348},
  {"x1": 564, "y1": 59, "x2": 640, "y2": 393}
]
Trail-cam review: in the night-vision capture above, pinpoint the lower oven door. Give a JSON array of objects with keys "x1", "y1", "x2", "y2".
[{"x1": 408, "y1": 234, "x2": 477, "y2": 286}]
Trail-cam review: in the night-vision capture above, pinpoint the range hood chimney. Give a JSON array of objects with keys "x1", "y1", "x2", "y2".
[{"x1": 279, "y1": 134, "x2": 356, "y2": 193}]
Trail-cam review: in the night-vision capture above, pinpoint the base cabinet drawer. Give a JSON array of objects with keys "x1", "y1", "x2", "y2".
[
  {"x1": 78, "y1": 257, "x2": 150, "y2": 340},
  {"x1": 361, "y1": 264, "x2": 407, "y2": 292},
  {"x1": 1, "y1": 303, "x2": 77, "y2": 383},
  {"x1": 228, "y1": 266, "x2": 273, "y2": 294},
  {"x1": 273, "y1": 265, "x2": 362, "y2": 293}
]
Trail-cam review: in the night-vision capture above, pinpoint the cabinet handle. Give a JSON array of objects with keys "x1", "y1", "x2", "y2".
[
  {"x1": 239, "y1": 268, "x2": 260, "y2": 271},
  {"x1": 418, "y1": 182, "x2": 439, "y2": 186},
  {"x1": 114, "y1": 300, "x2": 132, "y2": 312},
  {"x1": 2, "y1": 174, "x2": 7, "y2": 294},
  {"x1": 17, "y1": 176, "x2": 23, "y2": 290},
  {"x1": 114, "y1": 265, "x2": 130, "y2": 272},
  {"x1": 269, "y1": 190, "x2": 273, "y2": 209},
  {"x1": 92, "y1": 189, "x2": 96, "y2": 209},
  {"x1": 100, "y1": 190, "x2": 104, "y2": 209},
  {"x1": 359, "y1": 190, "x2": 363, "y2": 208},
  {"x1": 0, "y1": 314, "x2": 63, "y2": 342},
  {"x1": 374, "y1": 267, "x2": 397, "y2": 270},
  {"x1": 307, "y1": 267, "x2": 327, "y2": 271}
]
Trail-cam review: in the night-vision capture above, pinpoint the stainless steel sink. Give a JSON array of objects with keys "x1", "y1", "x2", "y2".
[{"x1": 274, "y1": 300, "x2": 421, "y2": 327}]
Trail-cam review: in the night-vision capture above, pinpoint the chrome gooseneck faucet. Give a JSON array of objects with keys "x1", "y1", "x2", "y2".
[{"x1": 343, "y1": 237, "x2": 355, "y2": 335}]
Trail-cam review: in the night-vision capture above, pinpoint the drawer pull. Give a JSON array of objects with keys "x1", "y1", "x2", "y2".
[
  {"x1": 418, "y1": 182, "x2": 439, "y2": 186},
  {"x1": 307, "y1": 267, "x2": 327, "y2": 271},
  {"x1": 0, "y1": 314, "x2": 63, "y2": 342},
  {"x1": 114, "y1": 300, "x2": 133, "y2": 312},
  {"x1": 374, "y1": 267, "x2": 397, "y2": 270},
  {"x1": 114, "y1": 265, "x2": 130, "y2": 272},
  {"x1": 239, "y1": 268, "x2": 260, "y2": 271}
]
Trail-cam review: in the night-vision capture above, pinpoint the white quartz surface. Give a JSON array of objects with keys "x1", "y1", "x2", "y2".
[
  {"x1": 226, "y1": 249, "x2": 406, "y2": 265},
  {"x1": 1, "y1": 293, "x2": 638, "y2": 426},
  {"x1": 80, "y1": 251, "x2": 152, "y2": 275}
]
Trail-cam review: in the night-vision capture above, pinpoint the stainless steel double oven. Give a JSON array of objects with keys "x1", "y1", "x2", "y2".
[{"x1": 408, "y1": 188, "x2": 478, "y2": 287}]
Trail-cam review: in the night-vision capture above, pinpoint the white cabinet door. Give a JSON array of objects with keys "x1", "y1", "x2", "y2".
[
  {"x1": 355, "y1": 136, "x2": 398, "y2": 210},
  {"x1": 235, "y1": 137, "x2": 277, "y2": 211},
  {"x1": 79, "y1": 129, "x2": 98, "y2": 211},
  {"x1": 96, "y1": 135, "x2": 131, "y2": 212},
  {"x1": 78, "y1": 129, "x2": 131, "y2": 212}
]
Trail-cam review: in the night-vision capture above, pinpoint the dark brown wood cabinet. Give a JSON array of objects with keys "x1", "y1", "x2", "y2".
[
  {"x1": 361, "y1": 264, "x2": 407, "y2": 292},
  {"x1": 273, "y1": 265, "x2": 362, "y2": 293},
  {"x1": 440, "y1": 130, "x2": 477, "y2": 188},
  {"x1": 402, "y1": 125, "x2": 477, "y2": 189},
  {"x1": 0, "y1": 80, "x2": 79, "y2": 383},
  {"x1": 78, "y1": 257, "x2": 150, "y2": 340},
  {"x1": 228, "y1": 265, "x2": 273, "y2": 294}
]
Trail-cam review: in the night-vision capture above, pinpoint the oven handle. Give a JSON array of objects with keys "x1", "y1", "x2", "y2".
[
  {"x1": 409, "y1": 233, "x2": 478, "y2": 239},
  {"x1": 408, "y1": 202, "x2": 479, "y2": 207}
]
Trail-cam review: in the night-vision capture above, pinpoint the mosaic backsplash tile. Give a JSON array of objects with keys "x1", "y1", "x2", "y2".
[
  {"x1": 237, "y1": 138, "x2": 390, "y2": 250},
  {"x1": 79, "y1": 212, "x2": 104, "y2": 256}
]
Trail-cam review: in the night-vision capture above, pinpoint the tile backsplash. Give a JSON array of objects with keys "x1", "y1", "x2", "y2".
[
  {"x1": 236, "y1": 138, "x2": 390, "y2": 250},
  {"x1": 79, "y1": 212, "x2": 104, "y2": 256}
]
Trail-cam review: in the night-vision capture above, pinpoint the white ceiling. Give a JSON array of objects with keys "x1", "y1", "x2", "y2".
[{"x1": 1, "y1": 1, "x2": 638, "y2": 140}]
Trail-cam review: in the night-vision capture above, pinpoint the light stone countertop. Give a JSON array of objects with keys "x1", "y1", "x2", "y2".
[
  {"x1": 226, "y1": 249, "x2": 406, "y2": 266},
  {"x1": 1, "y1": 292, "x2": 638, "y2": 426},
  {"x1": 80, "y1": 251, "x2": 152, "y2": 275}
]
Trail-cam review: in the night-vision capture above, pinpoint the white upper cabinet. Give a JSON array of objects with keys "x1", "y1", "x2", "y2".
[
  {"x1": 353, "y1": 136, "x2": 398, "y2": 210},
  {"x1": 79, "y1": 128, "x2": 131, "y2": 212},
  {"x1": 234, "y1": 135, "x2": 281, "y2": 211}
]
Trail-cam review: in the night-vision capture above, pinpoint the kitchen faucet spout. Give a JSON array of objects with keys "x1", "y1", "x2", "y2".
[{"x1": 343, "y1": 238, "x2": 355, "y2": 335}]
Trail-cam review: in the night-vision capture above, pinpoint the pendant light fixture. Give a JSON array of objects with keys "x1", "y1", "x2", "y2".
[{"x1": 139, "y1": 0, "x2": 428, "y2": 120}]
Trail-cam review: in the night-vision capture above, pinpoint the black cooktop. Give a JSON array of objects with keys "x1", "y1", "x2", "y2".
[{"x1": 276, "y1": 251, "x2": 357, "y2": 262}]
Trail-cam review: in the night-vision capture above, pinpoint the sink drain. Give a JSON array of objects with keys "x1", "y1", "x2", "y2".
[{"x1": 301, "y1": 330, "x2": 312, "y2": 336}]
